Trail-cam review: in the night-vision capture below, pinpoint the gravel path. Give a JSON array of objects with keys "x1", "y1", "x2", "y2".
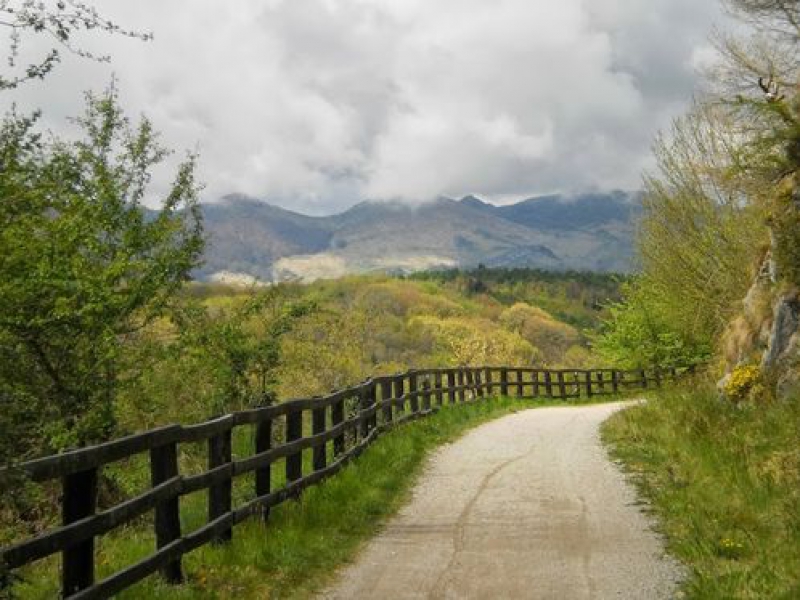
[{"x1": 320, "y1": 402, "x2": 682, "y2": 599}]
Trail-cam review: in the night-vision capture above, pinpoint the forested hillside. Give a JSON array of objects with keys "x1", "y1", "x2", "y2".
[{"x1": 82, "y1": 271, "x2": 619, "y2": 457}]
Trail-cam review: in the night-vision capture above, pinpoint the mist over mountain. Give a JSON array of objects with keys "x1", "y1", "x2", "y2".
[{"x1": 196, "y1": 192, "x2": 640, "y2": 283}]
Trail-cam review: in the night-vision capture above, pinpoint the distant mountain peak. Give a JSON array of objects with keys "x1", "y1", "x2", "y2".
[
  {"x1": 459, "y1": 195, "x2": 491, "y2": 208},
  {"x1": 196, "y1": 191, "x2": 640, "y2": 282}
]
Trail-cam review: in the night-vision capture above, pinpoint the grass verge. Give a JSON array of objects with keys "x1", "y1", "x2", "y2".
[
  {"x1": 15, "y1": 395, "x2": 613, "y2": 599},
  {"x1": 601, "y1": 385, "x2": 800, "y2": 599}
]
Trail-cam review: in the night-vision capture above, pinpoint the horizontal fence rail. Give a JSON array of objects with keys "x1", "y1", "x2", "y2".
[{"x1": 0, "y1": 364, "x2": 694, "y2": 598}]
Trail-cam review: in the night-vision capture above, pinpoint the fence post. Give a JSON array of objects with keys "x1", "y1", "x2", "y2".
[
  {"x1": 434, "y1": 371, "x2": 444, "y2": 406},
  {"x1": 500, "y1": 367, "x2": 509, "y2": 397},
  {"x1": 286, "y1": 408, "x2": 303, "y2": 488},
  {"x1": 61, "y1": 468, "x2": 98, "y2": 596},
  {"x1": 409, "y1": 371, "x2": 419, "y2": 413},
  {"x1": 516, "y1": 369, "x2": 524, "y2": 397},
  {"x1": 393, "y1": 374, "x2": 405, "y2": 417},
  {"x1": 332, "y1": 396, "x2": 345, "y2": 457},
  {"x1": 484, "y1": 367, "x2": 493, "y2": 396},
  {"x1": 585, "y1": 371, "x2": 593, "y2": 398},
  {"x1": 421, "y1": 378, "x2": 432, "y2": 411},
  {"x1": 380, "y1": 378, "x2": 394, "y2": 425},
  {"x1": 150, "y1": 441, "x2": 183, "y2": 583},
  {"x1": 611, "y1": 370, "x2": 619, "y2": 395},
  {"x1": 475, "y1": 368, "x2": 484, "y2": 398},
  {"x1": 447, "y1": 370, "x2": 457, "y2": 404},
  {"x1": 557, "y1": 370, "x2": 566, "y2": 399},
  {"x1": 312, "y1": 403, "x2": 326, "y2": 472},
  {"x1": 458, "y1": 369, "x2": 466, "y2": 402},
  {"x1": 533, "y1": 370, "x2": 542, "y2": 398},
  {"x1": 208, "y1": 426, "x2": 233, "y2": 543},
  {"x1": 360, "y1": 382, "x2": 372, "y2": 439},
  {"x1": 640, "y1": 369, "x2": 648, "y2": 389},
  {"x1": 255, "y1": 417, "x2": 272, "y2": 521},
  {"x1": 543, "y1": 370, "x2": 552, "y2": 398}
]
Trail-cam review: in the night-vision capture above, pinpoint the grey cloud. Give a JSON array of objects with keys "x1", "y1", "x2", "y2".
[{"x1": 0, "y1": 0, "x2": 725, "y2": 214}]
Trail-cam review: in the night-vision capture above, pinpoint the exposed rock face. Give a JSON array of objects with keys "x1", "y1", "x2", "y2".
[
  {"x1": 764, "y1": 291, "x2": 800, "y2": 399},
  {"x1": 718, "y1": 257, "x2": 800, "y2": 401}
]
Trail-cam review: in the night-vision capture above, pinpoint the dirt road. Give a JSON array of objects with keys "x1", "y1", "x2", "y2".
[{"x1": 321, "y1": 402, "x2": 682, "y2": 599}]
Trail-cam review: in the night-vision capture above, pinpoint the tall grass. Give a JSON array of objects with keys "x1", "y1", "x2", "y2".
[{"x1": 602, "y1": 385, "x2": 800, "y2": 599}]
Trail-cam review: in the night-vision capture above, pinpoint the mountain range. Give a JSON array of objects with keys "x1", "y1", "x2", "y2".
[{"x1": 195, "y1": 192, "x2": 640, "y2": 283}]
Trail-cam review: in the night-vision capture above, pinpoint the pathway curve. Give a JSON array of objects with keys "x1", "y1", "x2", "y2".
[{"x1": 320, "y1": 402, "x2": 682, "y2": 599}]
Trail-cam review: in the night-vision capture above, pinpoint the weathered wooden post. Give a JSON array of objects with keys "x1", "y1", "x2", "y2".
[
  {"x1": 557, "y1": 370, "x2": 566, "y2": 399},
  {"x1": 475, "y1": 368, "x2": 484, "y2": 398},
  {"x1": 286, "y1": 408, "x2": 303, "y2": 488},
  {"x1": 434, "y1": 371, "x2": 444, "y2": 406},
  {"x1": 409, "y1": 371, "x2": 419, "y2": 413},
  {"x1": 447, "y1": 370, "x2": 457, "y2": 404},
  {"x1": 208, "y1": 423, "x2": 233, "y2": 543},
  {"x1": 500, "y1": 367, "x2": 509, "y2": 397},
  {"x1": 151, "y1": 440, "x2": 183, "y2": 582},
  {"x1": 421, "y1": 377, "x2": 432, "y2": 411},
  {"x1": 393, "y1": 374, "x2": 405, "y2": 416},
  {"x1": 516, "y1": 369, "x2": 524, "y2": 397},
  {"x1": 585, "y1": 371, "x2": 593, "y2": 398},
  {"x1": 640, "y1": 369, "x2": 648, "y2": 389},
  {"x1": 484, "y1": 367, "x2": 493, "y2": 396},
  {"x1": 359, "y1": 382, "x2": 373, "y2": 439},
  {"x1": 255, "y1": 416, "x2": 272, "y2": 520},
  {"x1": 532, "y1": 370, "x2": 541, "y2": 398},
  {"x1": 312, "y1": 402, "x2": 327, "y2": 472},
  {"x1": 458, "y1": 368, "x2": 466, "y2": 402},
  {"x1": 381, "y1": 378, "x2": 394, "y2": 425},
  {"x1": 611, "y1": 370, "x2": 620, "y2": 394},
  {"x1": 62, "y1": 468, "x2": 98, "y2": 595},
  {"x1": 332, "y1": 395, "x2": 345, "y2": 457},
  {"x1": 544, "y1": 370, "x2": 553, "y2": 398}
]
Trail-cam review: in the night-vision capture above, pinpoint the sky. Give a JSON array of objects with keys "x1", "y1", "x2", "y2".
[{"x1": 0, "y1": 0, "x2": 726, "y2": 214}]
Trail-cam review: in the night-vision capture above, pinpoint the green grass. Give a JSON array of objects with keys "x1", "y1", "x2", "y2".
[
  {"x1": 15, "y1": 396, "x2": 619, "y2": 599},
  {"x1": 602, "y1": 385, "x2": 800, "y2": 599}
]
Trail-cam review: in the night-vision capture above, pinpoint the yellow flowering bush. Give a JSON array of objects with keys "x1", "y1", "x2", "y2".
[{"x1": 724, "y1": 364, "x2": 761, "y2": 403}]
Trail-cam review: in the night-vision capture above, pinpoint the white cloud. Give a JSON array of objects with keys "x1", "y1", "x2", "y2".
[{"x1": 0, "y1": 0, "x2": 725, "y2": 213}]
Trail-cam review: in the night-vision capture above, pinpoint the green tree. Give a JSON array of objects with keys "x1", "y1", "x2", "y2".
[
  {"x1": 0, "y1": 87, "x2": 203, "y2": 454},
  {"x1": 598, "y1": 0, "x2": 798, "y2": 377}
]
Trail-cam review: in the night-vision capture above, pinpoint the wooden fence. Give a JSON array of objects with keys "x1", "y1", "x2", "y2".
[{"x1": 0, "y1": 364, "x2": 693, "y2": 599}]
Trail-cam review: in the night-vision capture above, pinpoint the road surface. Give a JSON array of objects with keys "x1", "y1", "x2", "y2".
[{"x1": 321, "y1": 402, "x2": 682, "y2": 599}]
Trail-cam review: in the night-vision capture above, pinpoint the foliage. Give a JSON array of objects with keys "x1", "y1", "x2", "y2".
[
  {"x1": 0, "y1": 0, "x2": 151, "y2": 90},
  {"x1": 603, "y1": 386, "x2": 800, "y2": 598},
  {"x1": 0, "y1": 88, "x2": 203, "y2": 453},
  {"x1": 723, "y1": 363, "x2": 763, "y2": 402},
  {"x1": 410, "y1": 267, "x2": 624, "y2": 329},
  {"x1": 409, "y1": 315, "x2": 539, "y2": 367},
  {"x1": 499, "y1": 303, "x2": 581, "y2": 364},
  {"x1": 593, "y1": 280, "x2": 713, "y2": 369},
  {"x1": 598, "y1": 0, "x2": 799, "y2": 370},
  {"x1": 74, "y1": 273, "x2": 609, "y2": 440}
]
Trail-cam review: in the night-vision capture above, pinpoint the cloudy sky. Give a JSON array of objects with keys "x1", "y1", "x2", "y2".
[{"x1": 1, "y1": 0, "x2": 725, "y2": 214}]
